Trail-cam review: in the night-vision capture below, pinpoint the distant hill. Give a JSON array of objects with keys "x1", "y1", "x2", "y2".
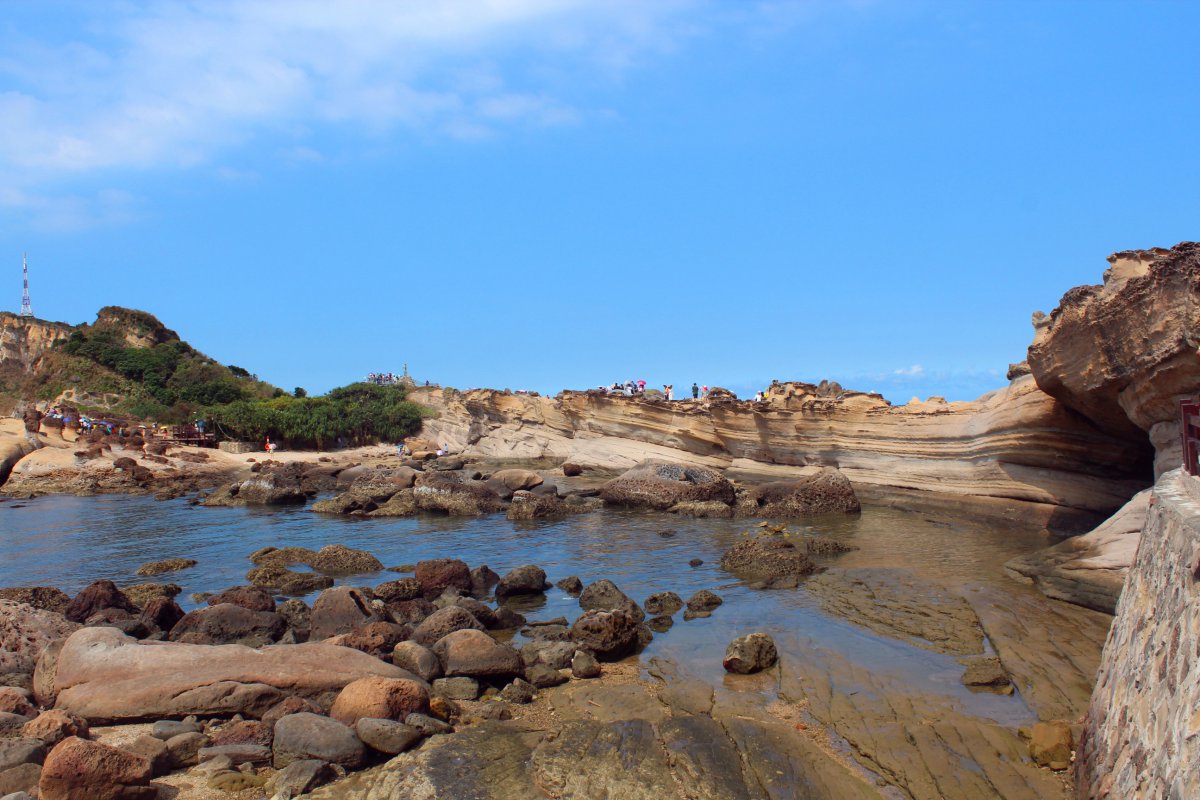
[{"x1": 0, "y1": 306, "x2": 280, "y2": 419}]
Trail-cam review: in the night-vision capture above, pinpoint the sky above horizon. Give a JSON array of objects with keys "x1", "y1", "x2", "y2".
[{"x1": 2, "y1": 1, "x2": 1198, "y2": 403}]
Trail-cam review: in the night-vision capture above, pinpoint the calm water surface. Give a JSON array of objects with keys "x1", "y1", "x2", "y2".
[{"x1": 0, "y1": 494, "x2": 1058, "y2": 726}]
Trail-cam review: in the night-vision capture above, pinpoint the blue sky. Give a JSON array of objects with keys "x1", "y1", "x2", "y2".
[{"x1": 2, "y1": 0, "x2": 1197, "y2": 402}]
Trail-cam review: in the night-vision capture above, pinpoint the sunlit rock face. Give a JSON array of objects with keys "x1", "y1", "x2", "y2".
[{"x1": 1028, "y1": 241, "x2": 1200, "y2": 479}]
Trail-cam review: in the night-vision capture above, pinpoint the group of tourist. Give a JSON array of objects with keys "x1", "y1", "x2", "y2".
[
  {"x1": 601, "y1": 379, "x2": 648, "y2": 396},
  {"x1": 366, "y1": 372, "x2": 399, "y2": 385}
]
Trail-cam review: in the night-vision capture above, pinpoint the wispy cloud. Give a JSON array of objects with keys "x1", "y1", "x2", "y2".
[{"x1": 893, "y1": 363, "x2": 925, "y2": 377}]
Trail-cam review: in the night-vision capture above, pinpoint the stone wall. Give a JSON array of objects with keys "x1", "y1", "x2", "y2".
[{"x1": 1077, "y1": 469, "x2": 1200, "y2": 798}]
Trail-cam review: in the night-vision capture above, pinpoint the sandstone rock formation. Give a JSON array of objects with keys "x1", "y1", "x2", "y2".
[
  {"x1": 1028, "y1": 242, "x2": 1200, "y2": 479},
  {"x1": 43, "y1": 627, "x2": 418, "y2": 723}
]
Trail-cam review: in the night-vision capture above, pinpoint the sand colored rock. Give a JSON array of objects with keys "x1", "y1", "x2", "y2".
[
  {"x1": 38, "y1": 736, "x2": 154, "y2": 800},
  {"x1": 600, "y1": 461, "x2": 735, "y2": 511},
  {"x1": 44, "y1": 627, "x2": 416, "y2": 723},
  {"x1": 330, "y1": 676, "x2": 430, "y2": 727},
  {"x1": 0, "y1": 601, "x2": 79, "y2": 676}
]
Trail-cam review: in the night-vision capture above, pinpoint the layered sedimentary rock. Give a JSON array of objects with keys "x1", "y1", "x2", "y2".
[
  {"x1": 1028, "y1": 242, "x2": 1200, "y2": 479},
  {"x1": 412, "y1": 373, "x2": 1147, "y2": 527}
]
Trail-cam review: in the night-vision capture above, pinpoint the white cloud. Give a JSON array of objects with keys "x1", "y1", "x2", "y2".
[{"x1": 893, "y1": 364, "x2": 925, "y2": 377}]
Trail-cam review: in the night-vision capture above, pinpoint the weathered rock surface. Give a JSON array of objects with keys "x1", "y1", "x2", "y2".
[
  {"x1": 169, "y1": 604, "x2": 286, "y2": 647},
  {"x1": 1028, "y1": 242, "x2": 1199, "y2": 478},
  {"x1": 1005, "y1": 488, "x2": 1150, "y2": 613},
  {"x1": 414, "y1": 559, "x2": 471, "y2": 598},
  {"x1": 722, "y1": 633, "x2": 778, "y2": 674},
  {"x1": 38, "y1": 736, "x2": 154, "y2": 800},
  {"x1": 330, "y1": 676, "x2": 429, "y2": 727},
  {"x1": 736, "y1": 467, "x2": 860, "y2": 517},
  {"x1": 0, "y1": 601, "x2": 79, "y2": 676},
  {"x1": 600, "y1": 461, "x2": 735, "y2": 511},
  {"x1": 63, "y1": 582, "x2": 136, "y2": 624},
  {"x1": 805, "y1": 568, "x2": 985, "y2": 656},
  {"x1": 44, "y1": 627, "x2": 416, "y2": 723},
  {"x1": 432, "y1": 629, "x2": 523, "y2": 680},
  {"x1": 569, "y1": 610, "x2": 640, "y2": 661},
  {"x1": 410, "y1": 606, "x2": 485, "y2": 647},
  {"x1": 578, "y1": 579, "x2": 645, "y2": 623},
  {"x1": 309, "y1": 587, "x2": 382, "y2": 641},
  {"x1": 494, "y1": 565, "x2": 548, "y2": 599},
  {"x1": 272, "y1": 712, "x2": 364, "y2": 770},
  {"x1": 720, "y1": 535, "x2": 817, "y2": 581}
]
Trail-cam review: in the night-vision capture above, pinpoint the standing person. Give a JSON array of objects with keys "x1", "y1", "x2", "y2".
[
  {"x1": 692, "y1": 383, "x2": 699, "y2": 399},
  {"x1": 637, "y1": 379, "x2": 646, "y2": 394},
  {"x1": 701, "y1": 385, "x2": 709, "y2": 398}
]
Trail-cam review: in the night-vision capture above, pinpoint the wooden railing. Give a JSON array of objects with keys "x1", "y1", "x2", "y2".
[{"x1": 1182, "y1": 399, "x2": 1200, "y2": 476}]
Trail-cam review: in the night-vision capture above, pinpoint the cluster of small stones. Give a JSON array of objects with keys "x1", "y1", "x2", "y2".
[
  {"x1": 0, "y1": 542, "x2": 742, "y2": 800},
  {"x1": 1077, "y1": 470, "x2": 1200, "y2": 798}
]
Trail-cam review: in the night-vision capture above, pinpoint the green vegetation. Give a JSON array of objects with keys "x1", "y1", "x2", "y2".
[{"x1": 205, "y1": 382, "x2": 431, "y2": 449}]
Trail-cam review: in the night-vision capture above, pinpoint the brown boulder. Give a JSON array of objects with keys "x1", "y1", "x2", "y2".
[
  {"x1": 410, "y1": 607, "x2": 485, "y2": 647},
  {"x1": 64, "y1": 582, "x2": 136, "y2": 624},
  {"x1": 206, "y1": 585, "x2": 276, "y2": 613},
  {"x1": 412, "y1": 475, "x2": 504, "y2": 515},
  {"x1": 21, "y1": 710, "x2": 89, "y2": 745},
  {"x1": 0, "y1": 588, "x2": 70, "y2": 613},
  {"x1": 736, "y1": 468, "x2": 861, "y2": 517},
  {"x1": 329, "y1": 676, "x2": 429, "y2": 726},
  {"x1": 569, "y1": 609, "x2": 641, "y2": 661},
  {"x1": 137, "y1": 596, "x2": 185, "y2": 634},
  {"x1": 337, "y1": 621, "x2": 411, "y2": 657},
  {"x1": 599, "y1": 461, "x2": 735, "y2": 511},
  {"x1": 309, "y1": 587, "x2": 382, "y2": 641},
  {"x1": 431, "y1": 629, "x2": 523, "y2": 680},
  {"x1": 720, "y1": 535, "x2": 817, "y2": 580},
  {"x1": 169, "y1": 604, "x2": 286, "y2": 647},
  {"x1": 415, "y1": 559, "x2": 471, "y2": 598},
  {"x1": 261, "y1": 696, "x2": 324, "y2": 728},
  {"x1": 38, "y1": 736, "x2": 154, "y2": 800}
]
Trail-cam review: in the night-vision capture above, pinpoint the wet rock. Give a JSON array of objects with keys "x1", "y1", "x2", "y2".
[
  {"x1": 245, "y1": 560, "x2": 335, "y2": 596},
  {"x1": 392, "y1": 642, "x2": 442, "y2": 682},
  {"x1": 735, "y1": 467, "x2": 861, "y2": 517},
  {"x1": 134, "y1": 558, "x2": 196, "y2": 577},
  {"x1": 406, "y1": 713, "x2": 452, "y2": 736},
  {"x1": 507, "y1": 492, "x2": 583, "y2": 520},
  {"x1": 63, "y1": 581, "x2": 136, "y2": 624},
  {"x1": 412, "y1": 475, "x2": 504, "y2": 516},
  {"x1": 0, "y1": 589, "x2": 69, "y2": 614},
  {"x1": 570, "y1": 610, "x2": 640, "y2": 661},
  {"x1": 579, "y1": 579, "x2": 645, "y2": 623},
  {"x1": 310, "y1": 587, "x2": 382, "y2": 641},
  {"x1": 307, "y1": 544, "x2": 384, "y2": 576},
  {"x1": 561, "y1": 462, "x2": 583, "y2": 477},
  {"x1": 206, "y1": 585, "x2": 275, "y2": 613},
  {"x1": 164, "y1": 732, "x2": 208, "y2": 768},
  {"x1": 484, "y1": 469, "x2": 544, "y2": 499},
  {"x1": 600, "y1": 461, "x2": 736, "y2": 511},
  {"x1": 688, "y1": 558, "x2": 703, "y2": 568},
  {"x1": 374, "y1": 578, "x2": 422, "y2": 603},
  {"x1": 432, "y1": 677, "x2": 479, "y2": 701},
  {"x1": 261, "y1": 696, "x2": 324, "y2": 728},
  {"x1": 447, "y1": 597, "x2": 497, "y2": 628},
  {"x1": 330, "y1": 676, "x2": 429, "y2": 727},
  {"x1": 495, "y1": 565, "x2": 548, "y2": 599},
  {"x1": 204, "y1": 469, "x2": 307, "y2": 507},
  {"x1": 722, "y1": 633, "x2": 778, "y2": 674},
  {"x1": 270, "y1": 758, "x2": 336, "y2": 796},
  {"x1": 1029, "y1": 721, "x2": 1073, "y2": 770},
  {"x1": 720, "y1": 535, "x2": 816, "y2": 581},
  {"x1": 643, "y1": 591, "x2": 683, "y2": 616},
  {"x1": 493, "y1": 607, "x2": 526, "y2": 629},
  {"x1": 555, "y1": 576, "x2": 583, "y2": 595},
  {"x1": 526, "y1": 664, "x2": 568, "y2": 689},
  {"x1": 272, "y1": 712, "x2": 365, "y2": 770},
  {"x1": 38, "y1": 737, "x2": 154, "y2": 800},
  {"x1": 276, "y1": 598, "x2": 311, "y2": 639},
  {"x1": 20, "y1": 711, "x2": 87, "y2": 746},
  {"x1": 411, "y1": 606, "x2": 485, "y2": 647},
  {"x1": 805, "y1": 567, "x2": 985, "y2": 656},
  {"x1": 169, "y1": 604, "x2": 287, "y2": 647},
  {"x1": 432, "y1": 629, "x2": 523, "y2": 681},
  {"x1": 646, "y1": 615, "x2": 674, "y2": 632},
  {"x1": 415, "y1": 559, "x2": 472, "y2": 598},
  {"x1": 469, "y1": 565, "x2": 501, "y2": 598},
  {"x1": 668, "y1": 500, "x2": 734, "y2": 518},
  {"x1": 686, "y1": 590, "x2": 723, "y2": 613},
  {"x1": 571, "y1": 650, "x2": 600, "y2": 679},
  {"x1": 959, "y1": 656, "x2": 1012, "y2": 692}
]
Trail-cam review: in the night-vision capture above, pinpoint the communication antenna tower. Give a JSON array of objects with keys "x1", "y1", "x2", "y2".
[{"x1": 19, "y1": 253, "x2": 33, "y2": 318}]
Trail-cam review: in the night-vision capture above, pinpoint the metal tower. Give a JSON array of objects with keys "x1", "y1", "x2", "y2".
[{"x1": 19, "y1": 253, "x2": 33, "y2": 317}]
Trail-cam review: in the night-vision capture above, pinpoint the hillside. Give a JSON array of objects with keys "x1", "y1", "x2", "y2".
[{"x1": 0, "y1": 306, "x2": 278, "y2": 419}]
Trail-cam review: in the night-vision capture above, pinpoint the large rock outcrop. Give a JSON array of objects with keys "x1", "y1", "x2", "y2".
[
  {"x1": 42, "y1": 627, "x2": 420, "y2": 723},
  {"x1": 1028, "y1": 242, "x2": 1199, "y2": 479}
]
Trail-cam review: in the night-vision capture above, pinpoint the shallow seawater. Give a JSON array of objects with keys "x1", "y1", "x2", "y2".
[{"x1": 0, "y1": 494, "x2": 1058, "y2": 727}]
